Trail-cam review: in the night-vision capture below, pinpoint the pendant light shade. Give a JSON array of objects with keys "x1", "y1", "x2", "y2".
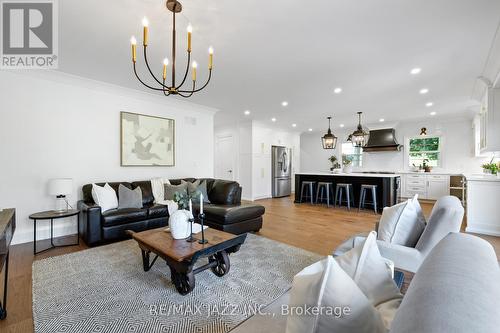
[
  {"x1": 322, "y1": 116, "x2": 338, "y2": 149},
  {"x1": 349, "y1": 112, "x2": 369, "y2": 147}
]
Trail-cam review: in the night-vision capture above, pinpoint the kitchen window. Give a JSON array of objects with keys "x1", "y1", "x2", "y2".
[
  {"x1": 408, "y1": 136, "x2": 441, "y2": 167},
  {"x1": 342, "y1": 143, "x2": 363, "y2": 167}
]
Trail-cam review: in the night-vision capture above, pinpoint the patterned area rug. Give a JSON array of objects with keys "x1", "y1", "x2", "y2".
[{"x1": 32, "y1": 234, "x2": 322, "y2": 333}]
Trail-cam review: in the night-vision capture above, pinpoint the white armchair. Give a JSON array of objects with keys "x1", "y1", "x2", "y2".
[{"x1": 334, "y1": 196, "x2": 464, "y2": 273}]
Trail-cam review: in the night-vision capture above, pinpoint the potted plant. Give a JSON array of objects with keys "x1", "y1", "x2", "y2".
[
  {"x1": 169, "y1": 190, "x2": 200, "y2": 239},
  {"x1": 328, "y1": 155, "x2": 341, "y2": 173},
  {"x1": 342, "y1": 154, "x2": 353, "y2": 174},
  {"x1": 482, "y1": 163, "x2": 498, "y2": 175},
  {"x1": 422, "y1": 158, "x2": 432, "y2": 173}
]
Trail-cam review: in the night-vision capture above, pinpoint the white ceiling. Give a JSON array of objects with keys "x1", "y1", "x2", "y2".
[{"x1": 58, "y1": 0, "x2": 500, "y2": 132}]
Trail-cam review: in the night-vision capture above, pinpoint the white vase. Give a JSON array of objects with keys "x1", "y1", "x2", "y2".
[
  {"x1": 343, "y1": 164, "x2": 353, "y2": 174},
  {"x1": 169, "y1": 210, "x2": 192, "y2": 239}
]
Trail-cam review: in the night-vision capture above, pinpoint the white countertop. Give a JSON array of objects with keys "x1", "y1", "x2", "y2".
[
  {"x1": 464, "y1": 174, "x2": 500, "y2": 182},
  {"x1": 397, "y1": 171, "x2": 464, "y2": 176},
  {"x1": 296, "y1": 172, "x2": 401, "y2": 178}
]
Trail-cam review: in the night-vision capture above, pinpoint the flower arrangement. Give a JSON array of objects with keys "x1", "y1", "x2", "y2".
[
  {"x1": 173, "y1": 189, "x2": 200, "y2": 210},
  {"x1": 328, "y1": 155, "x2": 341, "y2": 171}
]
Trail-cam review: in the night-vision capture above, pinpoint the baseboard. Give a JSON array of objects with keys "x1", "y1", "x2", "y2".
[
  {"x1": 466, "y1": 225, "x2": 500, "y2": 237},
  {"x1": 12, "y1": 222, "x2": 78, "y2": 245},
  {"x1": 252, "y1": 195, "x2": 271, "y2": 201}
]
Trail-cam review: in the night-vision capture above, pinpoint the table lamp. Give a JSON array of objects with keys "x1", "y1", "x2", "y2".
[{"x1": 48, "y1": 178, "x2": 73, "y2": 212}]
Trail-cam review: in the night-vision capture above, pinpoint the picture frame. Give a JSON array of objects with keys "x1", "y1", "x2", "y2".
[{"x1": 120, "y1": 111, "x2": 175, "y2": 166}]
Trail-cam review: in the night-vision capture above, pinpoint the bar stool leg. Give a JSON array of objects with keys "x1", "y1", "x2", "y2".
[
  {"x1": 346, "y1": 187, "x2": 351, "y2": 210},
  {"x1": 326, "y1": 184, "x2": 330, "y2": 207},
  {"x1": 358, "y1": 187, "x2": 365, "y2": 212},
  {"x1": 309, "y1": 183, "x2": 314, "y2": 204},
  {"x1": 316, "y1": 184, "x2": 321, "y2": 204},
  {"x1": 300, "y1": 183, "x2": 305, "y2": 203},
  {"x1": 338, "y1": 187, "x2": 343, "y2": 208},
  {"x1": 350, "y1": 185, "x2": 355, "y2": 208},
  {"x1": 372, "y1": 187, "x2": 378, "y2": 214}
]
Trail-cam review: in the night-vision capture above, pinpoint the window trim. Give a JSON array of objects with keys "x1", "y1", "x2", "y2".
[
  {"x1": 404, "y1": 135, "x2": 444, "y2": 169},
  {"x1": 341, "y1": 142, "x2": 363, "y2": 168}
]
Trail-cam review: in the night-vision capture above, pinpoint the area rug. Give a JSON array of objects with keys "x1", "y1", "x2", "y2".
[{"x1": 32, "y1": 234, "x2": 322, "y2": 333}]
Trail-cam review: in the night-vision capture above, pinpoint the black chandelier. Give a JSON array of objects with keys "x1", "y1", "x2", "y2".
[
  {"x1": 348, "y1": 112, "x2": 370, "y2": 147},
  {"x1": 322, "y1": 116, "x2": 338, "y2": 149},
  {"x1": 130, "y1": 0, "x2": 213, "y2": 97}
]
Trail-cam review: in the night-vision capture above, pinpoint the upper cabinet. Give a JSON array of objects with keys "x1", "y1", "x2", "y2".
[{"x1": 478, "y1": 88, "x2": 500, "y2": 154}]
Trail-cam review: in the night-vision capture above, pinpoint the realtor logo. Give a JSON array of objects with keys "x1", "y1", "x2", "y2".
[{"x1": 1, "y1": 0, "x2": 58, "y2": 69}]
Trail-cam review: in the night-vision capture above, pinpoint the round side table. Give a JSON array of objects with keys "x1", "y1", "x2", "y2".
[{"x1": 29, "y1": 209, "x2": 80, "y2": 255}]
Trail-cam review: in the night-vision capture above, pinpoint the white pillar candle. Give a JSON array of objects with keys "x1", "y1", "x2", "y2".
[
  {"x1": 200, "y1": 193, "x2": 203, "y2": 214},
  {"x1": 189, "y1": 199, "x2": 193, "y2": 216}
]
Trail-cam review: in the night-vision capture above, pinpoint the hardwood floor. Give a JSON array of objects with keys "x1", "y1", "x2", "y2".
[{"x1": 0, "y1": 196, "x2": 499, "y2": 332}]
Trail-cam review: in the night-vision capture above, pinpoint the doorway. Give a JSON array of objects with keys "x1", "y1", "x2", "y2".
[{"x1": 215, "y1": 135, "x2": 235, "y2": 181}]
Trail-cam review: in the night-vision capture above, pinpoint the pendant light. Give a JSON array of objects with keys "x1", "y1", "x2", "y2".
[
  {"x1": 349, "y1": 112, "x2": 369, "y2": 147},
  {"x1": 322, "y1": 116, "x2": 338, "y2": 149}
]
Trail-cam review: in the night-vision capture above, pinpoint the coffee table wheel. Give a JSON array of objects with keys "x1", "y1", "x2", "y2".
[
  {"x1": 209, "y1": 250, "x2": 230, "y2": 277},
  {"x1": 171, "y1": 270, "x2": 195, "y2": 295}
]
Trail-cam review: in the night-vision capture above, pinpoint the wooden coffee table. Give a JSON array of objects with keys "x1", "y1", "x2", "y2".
[{"x1": 128, "y1": 227, "x2": 247, "y2": 295}]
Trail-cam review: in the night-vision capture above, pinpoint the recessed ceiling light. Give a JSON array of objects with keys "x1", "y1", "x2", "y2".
[
  {"x1": 410, "y1": 68, "x2": 421, "y2": 75},
  {"x1": 244, "y1": 110, "x2": 251, "y2": 115},
  {"x1": 425, "y1": 102, "x2": 434, "y2": 107},
  {"x1": 430, "y1": 111, "x2": 437, "y2": 116},
  {"x1": 271, "y1": 117, "x2": 277, "y2": 122},
  {"x1": 340, "y1": 124, "x2": 345, "y2": 128},
  {"x1": 334, "y1": 87, "x2": 342, "y2": 94},
  {"x1": 292, "y1": 123, "x2": 297, "y2": 128},
  {"x1": 419, "y1": 88, "x2": 429, "y2": 94},
  {"x1": 281, "y1": 101, "x2": 288, "y2": 107},
  {"x1": 379, "y1": 118, "x2": 385, "y2": 122},
  {"x1": 308, "y1": 128, "x2": 313, "y2": 132}
]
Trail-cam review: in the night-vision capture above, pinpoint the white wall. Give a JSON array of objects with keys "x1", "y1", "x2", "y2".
[
  {"x1": 300, "y1": 116, "x2": 491, "y2": 174},
  {"x1": 214, "y1": 120, "x2": 300, "y2": 200},
  {"x1": 0, "y1": 71, "x2": 216, "y2": 245}
]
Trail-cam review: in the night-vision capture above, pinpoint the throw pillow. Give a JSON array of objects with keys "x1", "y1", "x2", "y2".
[
  {"x1": 391, "y1": 199, "x2": 425, "y2": 247},
  {"x1": 185, "y1": 180, "x2": 211, "y2": 203},
  {"x1": 286, "y1": 255, "x2": 387, "y2": 333},
  {"x1": 377, "y1": 201, "x2": 407, "y2": 242},
  {"x1": 118, "y1": 184, "x2": 143, "y2": 209},
  {"x1": 164, "y1": 182, "x2": 188, "y2": 201},
  {"x1": 151, "y1": 177, "x2": 171, "y2": 203},
  {"x1": 91, "y1": 183, "x2": 118, "y2": 213},
  {"x1": 412, "y1": 194, "x2": 427, "y2": 226},
  {"x1": 335, "y1": 231, "x2": 403, "y2": 307}
]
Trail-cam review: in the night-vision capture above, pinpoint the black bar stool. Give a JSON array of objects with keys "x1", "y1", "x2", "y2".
[
  {"x1": 359, "y1": 184, "x2": 378, "y2": 213},
  {"x1": 335, "y1": 183, "x2": 355, "y2": 210},
  {"x1": 316, "y1": 182, "x2": 333, "y2": 207},
  {"x1": 300, "y1": 181, "x2": 316, "y2": 204}
]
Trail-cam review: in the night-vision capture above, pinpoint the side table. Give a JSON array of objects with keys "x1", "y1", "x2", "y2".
[{"x1": 29, "y1": 209, "x2": 80, "y2": 255}]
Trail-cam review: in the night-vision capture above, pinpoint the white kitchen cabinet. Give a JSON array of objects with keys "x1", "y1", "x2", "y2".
[
  {"x1": 479, "y1": 88, "x2": 500, "y2": 153},
  {"x1": 402, "y1": 174, "x2": 450, "y2": 200},
  {"x1": 466, "y1": 177, "x2": 500, "y2": 236}
]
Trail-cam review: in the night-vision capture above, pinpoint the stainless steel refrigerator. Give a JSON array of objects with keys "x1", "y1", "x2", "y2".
[{"x1": 272, "y1": 146, "x2": 292, "y2": 197}]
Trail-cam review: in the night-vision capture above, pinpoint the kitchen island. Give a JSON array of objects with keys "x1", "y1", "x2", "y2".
[{"x1": 294, "y1": 172, "x2": 401, "y2": 212}]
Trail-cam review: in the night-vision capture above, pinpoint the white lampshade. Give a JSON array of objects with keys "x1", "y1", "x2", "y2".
[{"x1": 48, "y1": 178, "x2": 73, "y2": 196}]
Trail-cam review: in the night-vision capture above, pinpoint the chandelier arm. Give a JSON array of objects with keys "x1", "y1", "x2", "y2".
[
  {"x1": 178, "y1": 70, "x2": 212, "y2": 93},
  {"x1": 175, "y1": 52, "x2": 191, "y2": 90},
  {"x1": 162, "y1": 79, "x2": 171, "y2": 96},
  {"x1": 133, "y1": 63, "x2": 167, "y2": 91},
  {"x1": 178, "y1": 81, "x2": 196, "y2": 98},
  {"x1": 143, "y1": 46, "x2": 171, "y2": 89}
]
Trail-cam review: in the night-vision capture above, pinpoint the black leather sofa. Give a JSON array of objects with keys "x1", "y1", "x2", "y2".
[{"x1": 77, "y1": 178, "x2": 265, "y2": 246}]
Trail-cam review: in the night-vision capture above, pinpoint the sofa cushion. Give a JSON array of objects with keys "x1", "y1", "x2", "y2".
[
  {"x1": 131, "y1": 181, "x2": 155, "y2": 206},
  {"x1": 185, "y1": 179, "x2": 211, "y2": 203},
  {"x1": 118, "y1": 184, "x2": 143, "y2": 209},
  {"x1": 83, "y1": 182, "x2": 132, "y2": 204},
  {"x1": 209, "y1": 180, "x2": 240, "y2": 205},
  {"x1": 200, "y1": 204, "x2": 265, "y2": 225},
  {"x1": 92, "y1": 183, "x2": 119, "y2": 213},
  {"x1": 146, "y1": 204, "x2": 169, "y2": 219},
  {"x1": 101, "y1": 208, "x2": 148, "y2": 227},
  {"x1": 286, "y1": 255, "x2": 387, "y2": 333},
  {"x1": 164, "y1": 182, "x2": 188, "y2": 201},
  {"x1": 378, "y1": 198, "x2": 424, "y2": 247}
]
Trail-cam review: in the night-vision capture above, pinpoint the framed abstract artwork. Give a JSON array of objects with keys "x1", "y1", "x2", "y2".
[{"x1": 120, "y1": 112, "x2": 175, "y2": 166}]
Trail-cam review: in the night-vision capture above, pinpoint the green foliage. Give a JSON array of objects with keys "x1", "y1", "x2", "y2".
[
  {"x1": 409, "y1": 137, "x2": 440, "y2": 152},
  {"x1": 173, "y1": 189, "x2": 201, "y2": 210},
  {"x1": 342, "y1": 154, "x2": 353, "y2": 166},
  {"x1": 482, "y1": 163, "x2": 499, "y2": 175},
  {"x1": 328, "y1": 155, "x2": 341, "y2": 169}
]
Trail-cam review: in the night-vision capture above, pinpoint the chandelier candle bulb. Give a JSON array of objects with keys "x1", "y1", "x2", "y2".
[
  {"x1": 142, "y1": 17, "x2": 149, "y2": 46},
  {"x1": 162, "y1": 58, "x2": 168, "y2": 80},
  {"x1": 192, "y1": 61, "x2": 198, "y2": 81},
  {"x1": 208, "y1": 47, "x2": 214, "y2": 69},
  {"x1": 130, "y1": 36, "x2": 137, "y2": 62},
  {"x1": 187, "y1": 25, "x2": 192, "y2": 52}
]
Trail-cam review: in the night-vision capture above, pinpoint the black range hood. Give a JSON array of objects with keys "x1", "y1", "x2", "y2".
[{"x1": 363, "y1": 128, "x2": 402, "y2": 152}]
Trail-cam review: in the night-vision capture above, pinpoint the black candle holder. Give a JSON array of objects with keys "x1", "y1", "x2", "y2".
[
  {"x1": 185, "y1": 217, "x2": 196, "y2": 243},
  {"x1": 198, "y1": 213, "x2": 208, "y2": 244}
]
